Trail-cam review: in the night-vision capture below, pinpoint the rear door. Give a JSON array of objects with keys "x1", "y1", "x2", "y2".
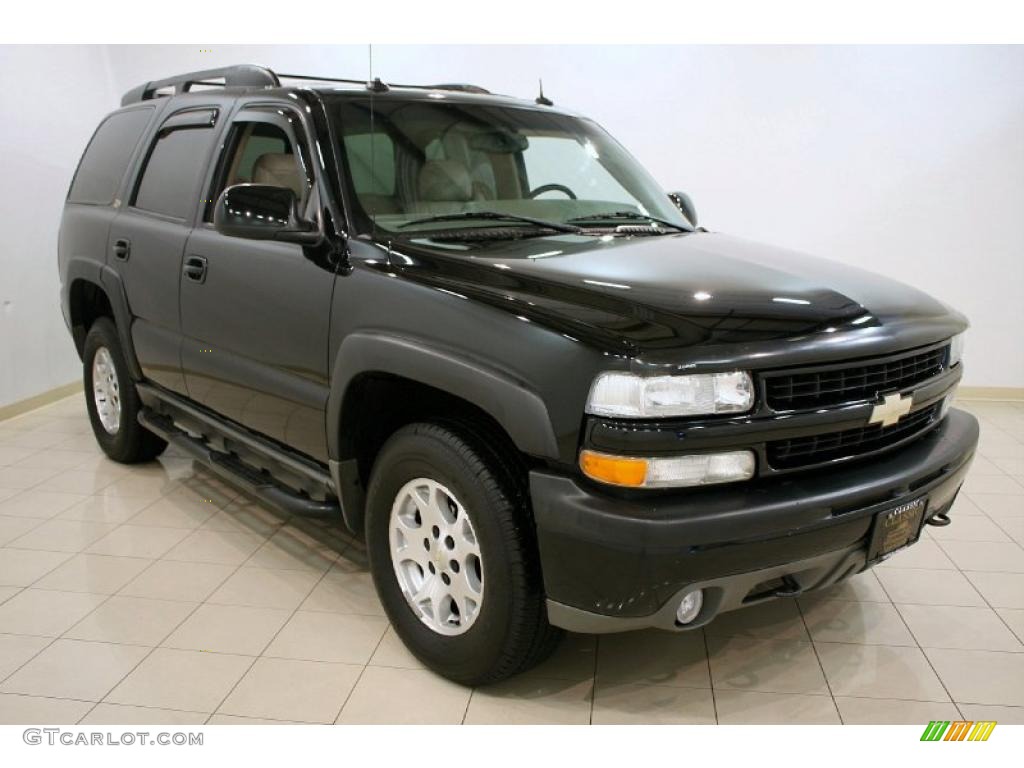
[
  {"x1": 108, "y1": 106, "x2": 223, "y2": 394},
  {"x1": 179, "y1": 105, "x2": 335, "y2": 461}
]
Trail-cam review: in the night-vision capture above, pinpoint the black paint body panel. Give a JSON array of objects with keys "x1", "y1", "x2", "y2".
[
  {"x1": 58, "y1": 81, "x2": 979, "y2": 622},
  {"x1": 181, "y1": 226, "x2": 335, "y2": 461},
  {"x1": 532, "y1": 409, "x2": 977, "y2": 617}
]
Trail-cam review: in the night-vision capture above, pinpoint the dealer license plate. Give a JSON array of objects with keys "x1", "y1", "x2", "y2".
[{"x1": 868, "y1": 497, "x2": 927, "y2": 562}]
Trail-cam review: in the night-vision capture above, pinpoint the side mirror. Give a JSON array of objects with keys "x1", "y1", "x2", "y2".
[
  {"x1": 668, "y1": 191, "x2": 698, "y2": 228},
  {"x1": 213, "y1": 184, "x2": 320, "y2": 245}
]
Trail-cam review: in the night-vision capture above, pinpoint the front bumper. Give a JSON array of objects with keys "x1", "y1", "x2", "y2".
[{"x1": 532, "y1": 408, "x2": 979, "y2": 633}]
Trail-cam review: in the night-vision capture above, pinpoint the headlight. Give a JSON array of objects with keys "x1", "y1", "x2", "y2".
[
  {"x1": 949, "y1": 333, "x2": 965, "y2": 368},
  {"x1": 586, "y1": 371, "x2": 754, "y2": 418},
  {"x1": 580, "y1": 449, "x2": 756, "y2": 488}
]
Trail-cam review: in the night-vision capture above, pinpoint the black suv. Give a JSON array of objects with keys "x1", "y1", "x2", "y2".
[{"x1": 59, "y1": 65, "x2": 979, "y2": 685}]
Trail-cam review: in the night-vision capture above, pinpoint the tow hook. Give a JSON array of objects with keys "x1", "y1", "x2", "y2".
[
  {"x1": 771, "y1": 575, "x2": 805, "y2": 598},
  {"x1": 926, "y1": 511, "x2": 952, "y2": 527}
]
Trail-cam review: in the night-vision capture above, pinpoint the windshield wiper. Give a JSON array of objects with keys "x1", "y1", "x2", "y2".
[
  {"x1": 566, "y1": 211, "x2": 691, "y2": 233},
  {"x1": 411, "y1": 227, "x2": 568, "y2": 243},
  {"x1": 398, "y1": 211, "x2": 583, "y2": 234}
]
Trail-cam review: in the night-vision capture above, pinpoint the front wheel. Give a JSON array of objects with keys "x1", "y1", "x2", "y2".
[
  {"x1": 365, "y1": 422, "x2": 561, "y2": 685},
  {"x1": 83, "y1": 317, "x2": 166, "y2": 463}
]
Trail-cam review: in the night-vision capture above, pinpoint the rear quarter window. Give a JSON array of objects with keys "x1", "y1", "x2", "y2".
[{"x1": 68, "y1": 108, "x2": 154, "y2": 205}]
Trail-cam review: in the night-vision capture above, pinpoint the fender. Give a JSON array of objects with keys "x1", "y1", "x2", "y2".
[
  {"x1": 326, "y1": 331, "x2": 561, "y2": 533},
  {"x1": 326, "y1": 331, "x2": 560, "y2": 462},
  {"x1": 63, "y1": 257, "x2": 143, "y2": 382},
  {"x1": 98, "y1": 265, "x2": 143, "y2": 382}
]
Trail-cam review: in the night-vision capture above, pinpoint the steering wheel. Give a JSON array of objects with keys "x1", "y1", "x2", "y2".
[{"x1": 528, "y1": 183, "x2": 577, "y2": 200}]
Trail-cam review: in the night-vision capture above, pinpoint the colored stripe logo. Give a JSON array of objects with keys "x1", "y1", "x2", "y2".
[{"x1": 921, "y1": 721, "x2": 996, "y2": 741}]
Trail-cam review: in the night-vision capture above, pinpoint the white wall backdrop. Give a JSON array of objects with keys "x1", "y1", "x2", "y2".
[
  {"x1": 1, "y1": 44, "x2": 1022, "y2": 407},
  {"x1": 0, "y1": 46, "x2": 118, "y2": 408}
]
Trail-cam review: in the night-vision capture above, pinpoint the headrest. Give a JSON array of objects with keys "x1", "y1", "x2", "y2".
[
  {"x1": 252, "y1": 153, "x2": 304, "y2": 198},
  {"x1": 417, "y1": 159, "x2": 472, "y2": 202}
]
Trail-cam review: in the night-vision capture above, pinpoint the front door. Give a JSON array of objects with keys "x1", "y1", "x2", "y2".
[{"x1": 179, "y1": 107, "x2": 335, "y2": 462}]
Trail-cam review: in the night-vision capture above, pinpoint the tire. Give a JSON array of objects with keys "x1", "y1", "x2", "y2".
[
  {"x1": 83, "y1": 317, "x2": 166, "y2": 464},
  {"x1": 365, "y1": 422, "x2": 562, "y2": 685}
]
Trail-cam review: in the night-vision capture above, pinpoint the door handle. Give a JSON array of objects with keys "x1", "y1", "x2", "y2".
[
  {"x1": 183, "y1": 255, "x2": 208, "y2": 283},
  {"x1": 112, "y1": 239, "x2": 131, "y2": 261}
]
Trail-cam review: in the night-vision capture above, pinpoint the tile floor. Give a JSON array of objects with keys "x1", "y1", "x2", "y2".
[{"x1": 0, "y1": 395, "x2": 1022, "y2": 725}]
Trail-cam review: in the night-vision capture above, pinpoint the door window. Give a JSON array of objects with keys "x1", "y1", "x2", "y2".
[
  {"x1": 133, "y1": 119, "x2": 217, "y2": 219},
  {"x1": 205, "y1": 121, "x2": 307, "y2": 221}
]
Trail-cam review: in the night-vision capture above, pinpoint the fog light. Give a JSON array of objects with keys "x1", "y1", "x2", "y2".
[{"x1": 675, "y1": 589, "x2": 703, "y2": 625}]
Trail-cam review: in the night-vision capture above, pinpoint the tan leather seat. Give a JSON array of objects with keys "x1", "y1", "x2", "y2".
[
  {"x1": 418, "y1": 159, "x2": 472, "y2": 203},
  {"x1": 252, "y1": 153, "x2": 304, "y2": 198},
  {"x1": 360, "y1": 194, "x2": 402, "y2": 215}
]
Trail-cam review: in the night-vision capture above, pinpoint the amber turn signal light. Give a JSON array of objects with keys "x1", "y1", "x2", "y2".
[
  {"x1": 579, "y1": 450, "x2": 648, "y2": 487},
  {"x1": 580, "y1": 448, "x2": 757, "y2": 488}
]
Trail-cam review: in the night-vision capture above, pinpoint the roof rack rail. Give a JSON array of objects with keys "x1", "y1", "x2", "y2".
[
  {"x1": 278, "y1": 72, "x2": 490, "y2": 94},
  {"x1": 412, "y1": 83, "x2": 491, "y2": 94},
  {"x1": 276, "y1": 72, "x2": 370, "y2": 86},
  {"x1": 120, "y1": 64, "x2": 492, "y2": 107},
  {"x1": 120, "y1": 65, "x2": 279, "y2": 106}
]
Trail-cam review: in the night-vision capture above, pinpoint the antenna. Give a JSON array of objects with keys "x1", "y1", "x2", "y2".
[
  {"x1": 368, "y1": 45, "x2": 378, "y2": 239},
  {"x1": 535, "y1": 79, "x2": 553, "y2": 106}
]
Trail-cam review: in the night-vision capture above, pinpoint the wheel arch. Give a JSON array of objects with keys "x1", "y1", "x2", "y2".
[
  {"x1": 64, "y1": 258, "x2": 141, "y2": 380},
  {"x1": 68, "y1": 277, "x2": 113, "y2": 358},
  {"x1": 327, "y1": 332, "x2": 560, "y2": 533}
]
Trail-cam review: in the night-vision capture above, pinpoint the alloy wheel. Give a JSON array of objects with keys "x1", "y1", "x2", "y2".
[
  {"x1": 388, "y1": 477, "x2": 484, "y2": 636},
  {"x1": 91, "y1": 346, "x2": 121, "y2": 434}
]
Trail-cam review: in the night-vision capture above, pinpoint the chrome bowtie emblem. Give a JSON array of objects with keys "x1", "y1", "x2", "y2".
[{"x1": 868, "y1": 392, "x2": 913, "y2": 427}]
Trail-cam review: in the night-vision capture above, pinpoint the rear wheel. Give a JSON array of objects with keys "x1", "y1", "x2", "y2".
[
  {"x1": 83, "y1": 318, "x2": 166, "y2": 463},
  {"x1": 365, "y1": 422, "x2": 561, "y2": 685}
]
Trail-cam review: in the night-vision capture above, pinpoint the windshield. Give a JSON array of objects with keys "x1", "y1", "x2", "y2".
[{"x1": 331, "y1": 96, "x2": 689, "y2": 235}]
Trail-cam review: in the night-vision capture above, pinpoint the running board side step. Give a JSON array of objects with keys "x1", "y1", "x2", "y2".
[{"x1": 138, "y1": 409, "x2": 340, "y2": 519}]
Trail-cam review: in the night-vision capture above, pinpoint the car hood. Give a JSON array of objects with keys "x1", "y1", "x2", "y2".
[{"x1": 389, "y1": 231, "x2": 966, "y2": 367}]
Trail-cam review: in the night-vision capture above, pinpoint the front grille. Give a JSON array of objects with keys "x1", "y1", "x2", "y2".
[
  {"x1": 765, "y1": 345, "x2": 948, "y2": 411},
  {"x1": 767, "y1": 402, "x2": 942, "y2": 470}
]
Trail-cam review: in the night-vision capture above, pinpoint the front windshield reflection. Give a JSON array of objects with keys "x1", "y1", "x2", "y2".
[{"x1": 330, "y1": 96, "x2": 689, "y2": 236}]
